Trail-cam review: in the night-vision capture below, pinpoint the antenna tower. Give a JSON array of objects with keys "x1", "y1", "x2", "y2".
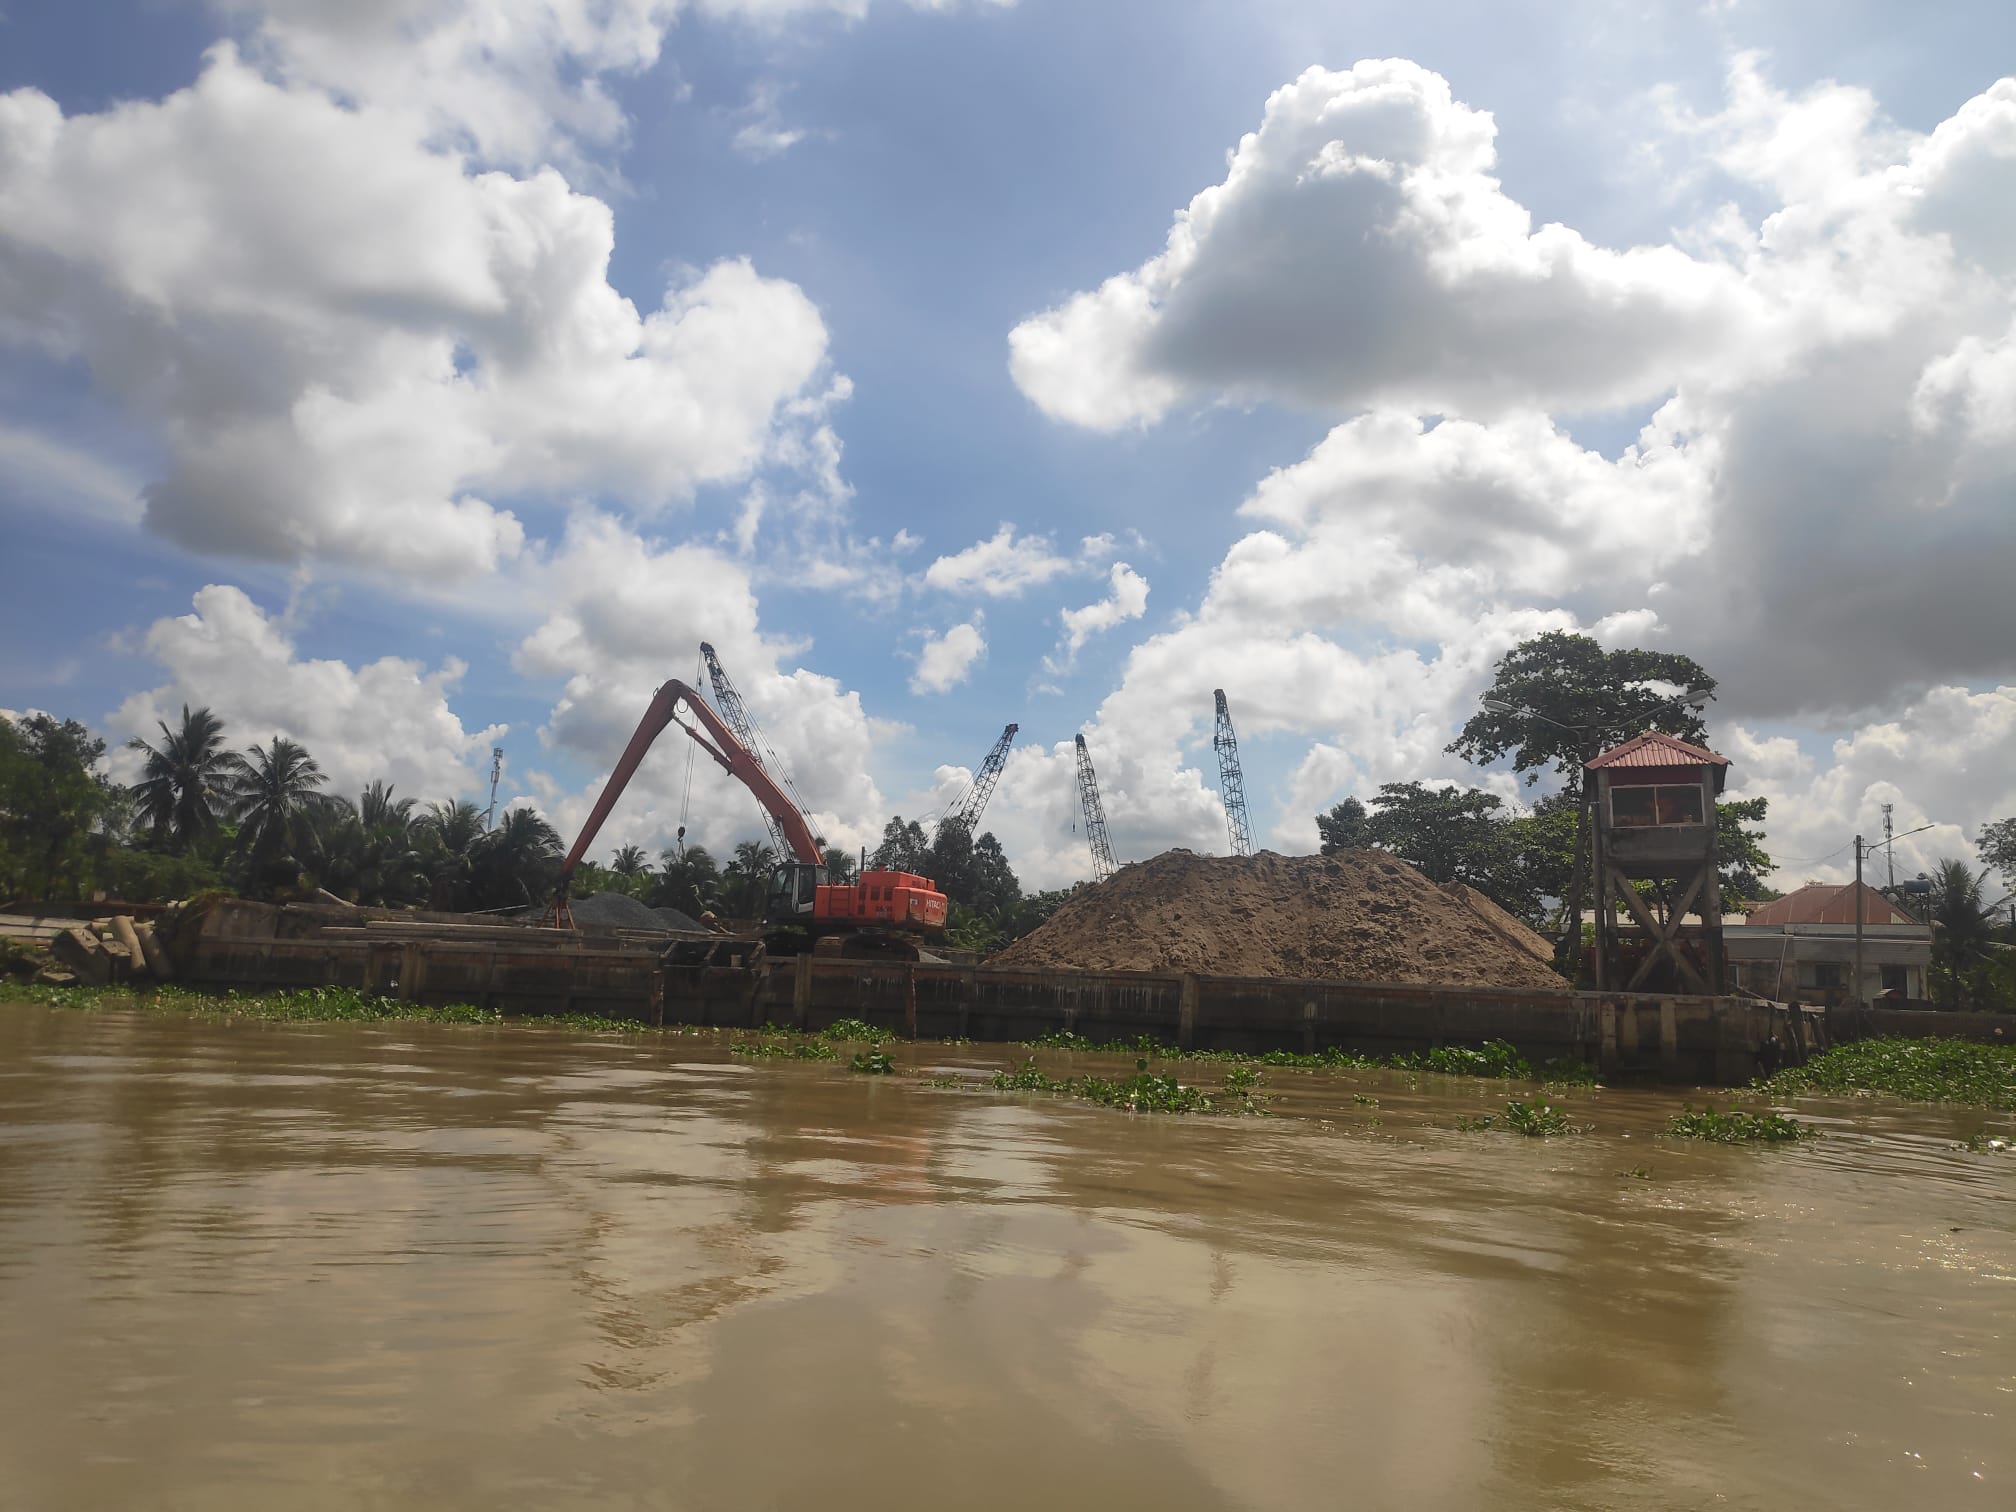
[
  {"x1": 936, "y1": 723, "x2": 1018, "y2": 841},
  {"x1": 1212, "y1": 689, "x2": 1253, "y2": 857},
  {"x1": 1074, "y1": 734, "x2": 1117, "y2": 883},
  {"x1": 699, "y1": 641, "x2": 825, "y2": 855},
  {"x1": 484, "y1": 746, "x2": 504, "y2": 829},
  {"x1": 1881, "y1": 802, "x2": 1896, "y2": 889}
]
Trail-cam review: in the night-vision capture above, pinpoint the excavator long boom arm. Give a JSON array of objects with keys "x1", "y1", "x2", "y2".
[{"x1": 554, "y1": 679, "x2": 824, "y2": 897}]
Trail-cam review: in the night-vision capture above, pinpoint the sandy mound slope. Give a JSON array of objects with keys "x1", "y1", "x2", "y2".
[{"x1": 990, "y1": 849, "x2": 1566, "y2": 989}]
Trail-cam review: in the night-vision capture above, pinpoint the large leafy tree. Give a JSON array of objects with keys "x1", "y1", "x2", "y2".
[
  {"x1": 869, "y1": 815, "x2": 931, "y2": 875},
  {"x1": 125, "y1": 705, "x2": 245, "y2": 853},
  {"x1": 1316, "y1": 797, "x2": 1369, "y2": 855},
  {"x1": 1360, "y1": 782, "x2": 1510, "y2": 890},
  {"x1": 0, "y1": 713, "x2": 117, "y2": 900},
  {"x1": 1979, "y1": 817, "x2": 2016, "y2": 893},
  {"x1": 1448, "y1": 631, "x2": 1717, "y2": 967}
]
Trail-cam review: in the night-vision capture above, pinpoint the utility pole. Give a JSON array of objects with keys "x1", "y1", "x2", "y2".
[
  {"x1": 1881, "y1": 803, "x2": 1896, "y2": 889},
  {"x1": 1854, "y1": 834, "x2": 1865, "y2": 1008}
]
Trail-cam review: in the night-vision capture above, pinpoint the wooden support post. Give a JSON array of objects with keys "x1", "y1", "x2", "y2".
[
  {"x1": 1659, "y1": 998, "x2": 1679, "y2": 1077},
  {"x1": 960, "y1": 968, "x2": 976, "y2": 1039},
  {"x1": 1179, "y1": 973, "x2": 1198, "y2": 1051},
  {"x1": 1302, "y1": 1000, "x2": 1317, "y2": 1054},
  {"x1": 793, "y1": 953, "x2": 813, "y2": 1031},
  {"x1": 397, "y1": 942, "x2": 424, "y2": 1002},
  {"x1": 903, "y1": 964, "x2": 918, "y2": 1039}
]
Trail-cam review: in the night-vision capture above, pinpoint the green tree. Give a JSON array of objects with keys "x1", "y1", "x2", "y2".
[
  {"x1": 1361, "y1": 782, "x2": 1509, "y2": 889},
  {"x1": 821, "y1": 846, "x2": 858, "y2": 884},
  {"x1": 967, "y1": 831, "x2": 1022, "y2": 916},
  {"x1": 605, "y1": 843, "x2": 653, "y2": 898},
  {"x1": 1979, "y1": 817, "x2": 2016, "y2": 892},
  {"x1": 1316, "y1": 796, "x2": 1369, "y2": 854},
  {"x1": 469, "y1": 806, "x2": 562, "y2": 909},
  {"x1": 653, "y1": 845, "x2": 721, "y2": 918},
  {"x1": 125, "y1": 704, "x2": 245, "y2": 853},
  {"x1": 1924, "y1": 858, "x2": 2001, "y2": 1011},
  {"x1": 302, "y1": 783, "x2": 427, "y2": 907},
  {"x1": 231, "y1": 737, "x2": 336, "y2": 895},
  {"x1": 0, "y1": 713, "x2": 117, "y2": 899},
  {"x1": 869, "y1": 815, "x2": 931, "y2": 875},
  {"x1": 1449, "y1": 631, "x2": 1716, "y2": 968},
  {"x1": 418, "y1": 799, "x2": 486, "y2": 909},
  {"x1": 1717, "y1": 797, "x2": 1777, "y2": 908},
  {"x1": 724, "y1": 839, "x2": 780, "y2": 918}
]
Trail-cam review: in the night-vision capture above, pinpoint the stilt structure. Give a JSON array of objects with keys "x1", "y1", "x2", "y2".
[{"x1": 1588, "y1": 732, "x2": 1730, "y2": 994}]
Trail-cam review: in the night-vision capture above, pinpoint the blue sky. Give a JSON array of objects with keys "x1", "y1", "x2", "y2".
[{"x1": 3, "y1": 0, "x2": 2014, "y2": 890}]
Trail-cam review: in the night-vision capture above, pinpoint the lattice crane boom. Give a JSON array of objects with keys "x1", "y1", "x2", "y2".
[
  {"x1": 698, "y1": 641, "x2": 824, "y2": 857},
  {"x1": 938, "y1": 723, "x2": 1018, "y2": 840},
  {"x1": 1212, "y1": 689, "x2": 1253, "y2": 858},
  {"x1": 1074, "y1": 734, "x2": 1117, "y2": 883}
]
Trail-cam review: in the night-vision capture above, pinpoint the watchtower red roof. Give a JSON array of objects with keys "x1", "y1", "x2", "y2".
[{"x1": 1585, "y1": 730, "x2": 1729, "y2": 771}]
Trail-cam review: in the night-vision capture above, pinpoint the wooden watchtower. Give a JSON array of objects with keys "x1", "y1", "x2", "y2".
[{"x1": 1587, "y1": 732, "x2": 1730, "y2": 994}]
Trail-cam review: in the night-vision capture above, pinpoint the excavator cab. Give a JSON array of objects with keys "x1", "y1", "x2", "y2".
[{"x1": 764, "y1": 860, "x2": 827, "y2": 923}]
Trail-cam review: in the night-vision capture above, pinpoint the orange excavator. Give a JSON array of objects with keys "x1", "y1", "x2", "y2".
[{"x1": 546, "y1": 679, "x2": 947, "y2": 957}]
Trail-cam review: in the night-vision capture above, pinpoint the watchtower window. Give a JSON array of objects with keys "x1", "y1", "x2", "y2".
[{"x1": 1611, "y1": 784, "x2": 1704, "y2": 828}]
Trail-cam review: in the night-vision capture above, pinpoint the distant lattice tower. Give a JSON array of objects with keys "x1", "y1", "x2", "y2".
[
  {"x1": 1212, "y1": 690, "x2": 1252, "y2": 857},
  {"x1": 699, "y1": 641, "x2": 821, "y2": 857},
  {"x1": 1074, "y1": 734, "x2": 1117, "y2": 883},
  {"x1": 937, "y1": 723, "x2": 1018, "y2": 842}
]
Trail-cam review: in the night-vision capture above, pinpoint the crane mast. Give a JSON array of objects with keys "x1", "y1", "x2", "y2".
[
  {"x1": 938, "y1": 723, "x2": 1018, "y2": 841},
  {"x1": 1212, "y1": 689, "x2": 1253, "y2": 857},
  {"x1": 1074, "y1": 734, "x2": 1117, "y2": 883},
  {"x1": 698, "y1": 641, "x2": 820, "y2": 858}
]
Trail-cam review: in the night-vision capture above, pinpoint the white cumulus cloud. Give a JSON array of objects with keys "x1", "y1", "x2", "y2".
[
  {"x1": 110, "y1": 584, "x2": 505, "y2": 802},
  {"x1": 911, "y1": 619, "x2": 987, "y2": 694}
]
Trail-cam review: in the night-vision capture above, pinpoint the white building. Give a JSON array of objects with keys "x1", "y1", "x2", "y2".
[{"x1": 1724, "y1": 882, "x2": 1932, "y2": 1005}]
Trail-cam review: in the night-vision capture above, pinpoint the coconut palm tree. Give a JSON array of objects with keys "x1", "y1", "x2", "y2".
[
  {"x1": 469, "y1": 806, "x2": 562, "y2": 909},
  {"x1": 1925, "y1": 857, "x2": 1999, "y2": 1010},
  {"x1": 610, "y1": 843, "x2": 650, "y2": 881},
  {"x1": 232, "y1": 737, "x2": 335, "y2": 893},
  {"x1": 417, "y1": 799, "x2": 487, "y2": 910},
  {"x1": 724, "y1": 839, "x2": 780, "y2": 919},
  {"x1": 653, "y1": 844, "x2": 720, "y2": 919},
  {"x1": 125, "y1": 705, "x2": 246, "y2": 852}
]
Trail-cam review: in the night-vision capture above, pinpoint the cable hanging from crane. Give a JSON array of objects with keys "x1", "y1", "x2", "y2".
[
  {"x1": 1074, "y1": 734, "x2": 1117, "y2": 883},
  {"x1": 1212, "y1": 689, "x2": 1253, "y2": 858},
  {"x1": 933, "y1": 723, "x2": 1018, "y2": 842},
  {"x1": 699, "y1": 642, "x2": 827, "y2": 856}
]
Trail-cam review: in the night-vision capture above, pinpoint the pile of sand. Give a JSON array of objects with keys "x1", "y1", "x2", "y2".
[{"x1": 990, "y1": 849, "x2": 1566, "y2": 990}]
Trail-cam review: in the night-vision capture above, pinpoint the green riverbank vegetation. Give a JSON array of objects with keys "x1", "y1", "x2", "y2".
[{"x1": 1757, "y1": 1037, "x2": 2016, "y2": 1109}]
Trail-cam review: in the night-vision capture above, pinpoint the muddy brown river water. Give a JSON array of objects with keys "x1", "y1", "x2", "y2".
[{"x1": 0, "y1": 1005, "x2": 2009, "y2": 1511}]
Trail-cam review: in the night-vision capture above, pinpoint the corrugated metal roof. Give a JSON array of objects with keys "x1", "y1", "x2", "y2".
[
  {"x1": 1585, "y1": 730, "x2": 1729, "y2": 769},
  {"x1": 1744, "y1": 882, "x2": 1922, "y2": 927}
]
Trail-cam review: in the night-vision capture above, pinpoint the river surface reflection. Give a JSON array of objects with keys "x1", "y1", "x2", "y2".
[{"x1": 0, "y1": 1005, "x2": 2009, "y2": 1510}]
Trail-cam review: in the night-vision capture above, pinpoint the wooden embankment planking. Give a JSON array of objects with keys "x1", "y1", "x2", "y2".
[{"x1": 175, "y1": 914, "x2": 1830, "y2": 1083}]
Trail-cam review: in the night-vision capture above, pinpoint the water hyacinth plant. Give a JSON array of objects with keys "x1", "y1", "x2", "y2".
[
  {"x1": 1668, "y1": 1104, "x2": 1812, "y2": 1143},
  {"x1": 1757, "y1": 1038, "x2": 2016, "y2": 1110}
]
